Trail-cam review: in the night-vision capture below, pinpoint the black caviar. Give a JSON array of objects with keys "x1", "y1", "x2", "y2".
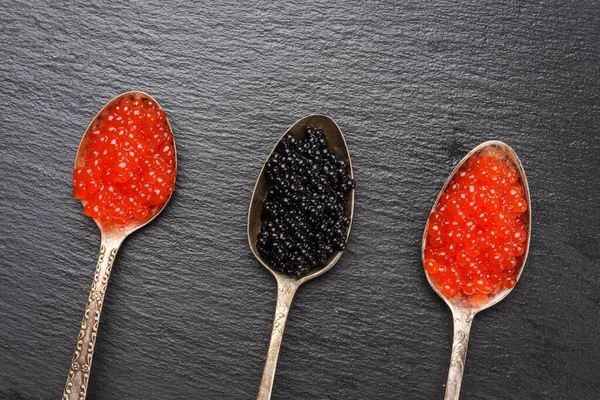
[{"x1": 257, "y1": 127, "x2": 355, "y2": 277}]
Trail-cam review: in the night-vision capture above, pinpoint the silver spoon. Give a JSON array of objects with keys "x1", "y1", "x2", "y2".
[
  {"x1": 62, "y1": 91, "x2": 177, "y2": 400},
  {"x1": 422, "y1": 141, "x2": 531, "y2": 400},
  {"x1": 248, "y1": 115, "x2": 355, "y2": 400}
]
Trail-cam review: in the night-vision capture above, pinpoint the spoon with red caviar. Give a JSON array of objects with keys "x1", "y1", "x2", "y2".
[
  {"x1": 422, "y1": 141, "x2": 531, "y2": 400},
  {"x1": 62, "y1": 91, "x2": 176, "y2": 400}
]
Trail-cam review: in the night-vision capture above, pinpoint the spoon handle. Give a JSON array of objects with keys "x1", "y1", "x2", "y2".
[
  {"x1": 257, "y1": 280, "x2": 298, "y2": 400},
  {"x1": 62, "y1": 236, "x2": 123, "y2": 400},
  {"x1": 444, "y1": 310, "x2": 475, "y2": 400}
]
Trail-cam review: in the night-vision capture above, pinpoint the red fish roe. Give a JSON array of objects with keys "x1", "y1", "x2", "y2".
[
  {"x1": 72, "y1": 96, "x2": 176, "y2": 225},
  {"x1": 424, "y1": 153, "x2": 528, "y2": 298}
]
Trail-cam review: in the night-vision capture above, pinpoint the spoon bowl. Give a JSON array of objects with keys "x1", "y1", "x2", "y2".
[
  {"x1": 422, "y1": 141, "x2": 531, "y2": 399},
  {"x1": 74, "y1": 91, "x2": 177, "y2": 238},
  {"x1": 63, "y1": 91, "x2": 176, "y2": 400},
  {"x1": 248, "y1": 114, "x2": 354, "y2": 399}
]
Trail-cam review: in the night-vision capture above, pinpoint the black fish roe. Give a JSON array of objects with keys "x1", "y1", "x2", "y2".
[{"x1": 257, "y1": 127, "x2": 355, "y2": 277}]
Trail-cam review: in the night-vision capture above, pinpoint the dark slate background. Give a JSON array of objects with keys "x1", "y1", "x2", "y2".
[{"x1": 1, "y1": 1, "x2": 599, "y2": 399}]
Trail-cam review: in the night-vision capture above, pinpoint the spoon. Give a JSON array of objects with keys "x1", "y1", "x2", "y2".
[
  {"x1": 422, "y1": 141, "x2": 531, "y2": 400},
  {"x1": 62, "y1": 91, "x2": 177, "y2": 400},
  {"x1": 248, "y1": 115, "x2": 355, "y2": 400}
]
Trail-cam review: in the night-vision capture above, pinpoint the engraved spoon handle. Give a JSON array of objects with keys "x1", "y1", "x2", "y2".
[
  {"x1": 62, "y1": 236, "x2": 123, "y2": 400},
  {"x1": 444, "y1": 310, "x2": 475, "y2": 400},
  {"x1": 256, "y1": 280, "x2": 298, "y2": 400}
]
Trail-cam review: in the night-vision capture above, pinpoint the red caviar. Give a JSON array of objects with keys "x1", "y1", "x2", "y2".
[
  {"x1": 424, "y1": 152, "x2": 528, "y2": 298},
  {"x1": 73, "y1": 96, "x2": 176, "y2": 225}
]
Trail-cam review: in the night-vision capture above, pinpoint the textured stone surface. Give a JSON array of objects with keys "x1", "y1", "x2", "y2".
[{"x1": 1, "y1": 1, "x2": 599, "y2": 399}]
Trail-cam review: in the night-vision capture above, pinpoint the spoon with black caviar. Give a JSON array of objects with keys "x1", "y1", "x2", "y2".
[
  {"x1": 62, "y1": 91, "x2": 176, "y2": 400},
  {"x1": 248, "y1": 115, "x2": 355, "y2": 400}
]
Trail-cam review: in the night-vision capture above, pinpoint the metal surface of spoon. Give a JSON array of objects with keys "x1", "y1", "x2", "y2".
[
  {"x1": 422, "y1": 141, "x2": 531, "y2": 400},
  {"x1": 248, "y1": 115, "x2": 354, "y2": 400},
  {"x1": 62, "y1": 91, "x2": 177, "y2": 400}
]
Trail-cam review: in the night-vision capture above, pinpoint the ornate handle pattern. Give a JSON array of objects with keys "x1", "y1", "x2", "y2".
[
  {"x1": 62, "y1": 237, "x2": 122, "y2": 400},
  {"x1": 256, "y1": 281, "x2": 298, "y2": 400},
  {"x1": 444, "y1": 310, "x2": 475, "y2": 400}
]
